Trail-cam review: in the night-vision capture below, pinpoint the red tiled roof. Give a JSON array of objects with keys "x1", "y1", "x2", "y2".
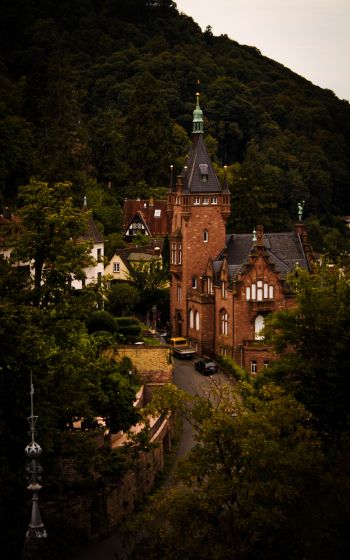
[{"x1": 123, "y1": 199, "x2": 170, "y2": 237}]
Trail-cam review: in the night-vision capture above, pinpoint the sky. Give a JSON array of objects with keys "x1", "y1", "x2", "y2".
[{"x1": 175, "y1": 0, "x2": 350, "y2": 102}]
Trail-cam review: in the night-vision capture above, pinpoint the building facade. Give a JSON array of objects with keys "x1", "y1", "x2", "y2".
[{"x1": 168, "y1": 95, "x2": 314, "y2": 374}]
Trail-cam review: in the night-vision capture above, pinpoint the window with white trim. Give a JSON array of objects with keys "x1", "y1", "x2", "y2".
[
  {"x1": 171, "y1": 243, "x2": 176, "y2": 264},
  {"x1": 189, "y1": 308, "x2": 194, "y2": 329},
  {"x1": 177, "y1": 285, "x2": 182, "y2": 302},
  {"x1": 269, "y1": 285, "x2": 274, "y2": 299},
  {"x1": 246, "y1": 286, "x2": 251, "y2": 300},
  {"x1": 203, "y1": 196, "x2": 209, "y2": 205},
  {"x1": 203, "y1": 230, "x2": 209, "y2": 242},
  {"x1": 195, "y1": 310, "x2": 200, "y2": 331},
  {"x1": 246, "y1": 282, "x2": 274, "y2": 301},
  {"x1": 255, "y1": 315, "x2": 265, "y2": 340},
  {"x1": 221, "y1": 281, "x2": 227, "y2": 299},
  {"x1": 257, "y1": 280, "x2": 263, "y2": 301},
  {"x1": 211, "y1": 196, "x2": 217, "y2": 204},
  {"x1": 194, "y1": 196, "x2": 201, "y2": 205},
  {"x1": 192, "y1": 276, "x2": 197, "y2": 289},
  {"x1": 178, "y1": 244, "x2": 182, "y2": 265},
  {"x1": 220, "y1": 309, "x2": 229, "y2": 335},
  {"x1": 113, "y1": 262, "x2": 120, "y2": 273},
  {"x1": 251, "y1": 360, "x2": 257, "y2": 374}
]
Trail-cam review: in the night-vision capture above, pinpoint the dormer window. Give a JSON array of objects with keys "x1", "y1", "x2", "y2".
[
  {"x1": 199, "y1": 163, "x2": 208, "y2": 182},
  {"x1": 154, "y1": 209, "x2": 161, "y2": 217}
]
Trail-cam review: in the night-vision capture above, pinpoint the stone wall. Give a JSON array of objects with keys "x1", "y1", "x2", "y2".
[{"x1": 106, "y1": 345, "x2": 173, "y2": 387}]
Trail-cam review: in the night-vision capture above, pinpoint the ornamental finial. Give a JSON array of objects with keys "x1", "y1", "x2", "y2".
[{"x1": 297, "y1": 200, "x2": 305, "y2": 222}]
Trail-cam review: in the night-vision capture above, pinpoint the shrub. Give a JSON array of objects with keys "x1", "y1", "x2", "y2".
[
  {"x1": 215, "y1": 354, "x2": 248, "y2": 382},
  {"x1": 87, "y1": 310, "x2": 117, "y2": 334}
]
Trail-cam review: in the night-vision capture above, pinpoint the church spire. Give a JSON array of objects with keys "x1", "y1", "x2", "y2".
[
  {"x1": 192, "y1": 92, "x2": 204, "y2": 134},
  {"x1": 23, "y1": 374, "x2": 47, "y2": 558}
]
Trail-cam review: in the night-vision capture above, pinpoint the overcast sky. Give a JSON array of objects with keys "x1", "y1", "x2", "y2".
[{"x1": 175, "y1": 0, "x2": 350, "y2": 102}]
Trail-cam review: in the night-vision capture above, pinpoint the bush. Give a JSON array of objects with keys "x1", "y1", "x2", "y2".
[
  {"x1": 87, "y1": 310, "x2": 117, "y2": 334},
  {"x1": 215, "y1": 354, "x2": 248, "y2": 381},
  {"x1": 115, "y1": 317, "x2": 142, "y2": 342}
]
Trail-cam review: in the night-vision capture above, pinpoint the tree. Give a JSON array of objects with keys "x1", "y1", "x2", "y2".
[
  {"x1": 264, "y1": 263, "x2": 350, "y2": 443},
  {"x1": 106, "y1": 282, "x2": 140, "y2": 316},
  {"x1": 129, "y1": 381, "x2": 323, "y2": 560},
  {"x1": 13, "y1": 180, "x2": 93, "y2": 307}
]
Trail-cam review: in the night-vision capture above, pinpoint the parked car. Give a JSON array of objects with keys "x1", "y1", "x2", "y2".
[{"x1": 195, "y1": 358, "x2": 218, "y2": 375}]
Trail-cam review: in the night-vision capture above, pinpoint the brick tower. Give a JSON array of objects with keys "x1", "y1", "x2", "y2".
[{"x1": 167, "y1": 94, "x2": 231, "y2": 348}]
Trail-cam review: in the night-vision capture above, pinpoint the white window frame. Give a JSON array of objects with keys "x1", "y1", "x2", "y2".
[
  {"x1": 251, "y1": 360, "x2": 257, "y2": 374},
  {"x1": 211, "y1": 196, "x2": 217, "y2": 204},
  {"x1": 113, "y1": 262, "x2": 120, "y2": 273},
  {"x1": 220, "y1": 309, "x2": 229, "y2": 335},
  {"x1": 269, "y1": 285, "x2": 274, "y2": 299},
  {"x1": 202, "y1": 196, "x2": 209, "y2": 205},
  {"x1": 255, "y1": 315, "x2": 265, "y2": 340},
  {"x1": 203, "y1": 230, "x2": 209, "y2": 243},
  {"x1": 189, "y1": 308, "x2": 194, "y2": 329},
  {"x1": 194, "y1": 196, "x2": 201, "y2": 205},
  {"x1": 195, "y1": 310, "x2": 200, "y2": 331},
  {"x1": 246, "y1": 286, "x2": 251, "y2": 300}
]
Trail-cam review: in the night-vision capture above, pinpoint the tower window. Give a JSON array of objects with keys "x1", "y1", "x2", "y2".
[
  {"x1": 194, "y1": 196, "x2": 201, "y2": 205},
  {"x1": 202, "y1": 196, "x2": 209, "y2": 205},
  {"x1": 192, "y1": 276, "x2": 197, "y2": 289},
  {"x1": 199, "y1": 163, "x2": 208, "y2": 182},
  {"x1": 178, "y1": 244, "x2": 182, "y2": 265},
  {"x1": 203, "y1": 230, "x2": 209, "y2": 242},
  {"x1": 211, "y1": 196, "x2": 217, "y2": 204}
]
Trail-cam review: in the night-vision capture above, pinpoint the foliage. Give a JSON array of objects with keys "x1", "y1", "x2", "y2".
[
  {"x1": 131, "y1": 381, "x2": 326, "y2": 560},
  {"x1": 105, "y1": 282, "x2": 140, "y2": 316},
  {"x1": 86, "y1": 309, "x2": 117, "y2": 334},
  {"x1": 215, "y1": 354, "x2": 248, "y2": 381},
  {"x1": 263, "y1": 263, "x2": 350, "y2": 442},
  {"x1": 0, "y1": 0, "x2": 350, "y2": 242},
  {"x1": 13, "y1": 180, "x2": 93, "y2": 307}
]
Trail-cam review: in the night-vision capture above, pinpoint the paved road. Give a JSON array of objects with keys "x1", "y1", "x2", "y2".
[{"x1": 74, "y1": 358, "x2": 228, "y2": 560}]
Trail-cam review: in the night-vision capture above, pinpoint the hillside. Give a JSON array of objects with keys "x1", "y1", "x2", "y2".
[{"x1": 1, "y1": 0, "x2": 350, "y2": 253}]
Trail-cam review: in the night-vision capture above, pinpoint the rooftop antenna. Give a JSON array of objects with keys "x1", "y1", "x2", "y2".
[{"x1": 23, "y1": 373, "x2": 47, "y2": 558}]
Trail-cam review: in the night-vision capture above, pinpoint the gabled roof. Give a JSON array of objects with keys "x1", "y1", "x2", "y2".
[
  {"x1": 123, "y1": 199, "x2": 170, "y2": 237},
  {"x1": 214, "y1": 232, "x2": 310, "y2": 283}
]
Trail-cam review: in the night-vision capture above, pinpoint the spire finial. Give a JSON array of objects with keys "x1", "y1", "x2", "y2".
[
  {"x1": 192, "y1": 92, "x2": 204, "y2": 134},
  {"x1": 252, "y1": 228, "x2": 257, "y2": 242},
  {"x1": 23, "y1": 373, "x2": 47, "y2": 557}
]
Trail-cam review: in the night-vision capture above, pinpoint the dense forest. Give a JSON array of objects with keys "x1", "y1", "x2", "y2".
[{"x1": 1, "y1": 0, "x2": 350, "y2": 256}]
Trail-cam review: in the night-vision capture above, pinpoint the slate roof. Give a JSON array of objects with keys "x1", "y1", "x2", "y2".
[
  {"x1": 182, "y1": 134, "x2": 222, "y2": 194},
  {"x1": 213, "y1": 232, "x2": 310, "y2": 283},
  {"x1": 123, "y1": 199, "x2": 170, "y2": 237},
  {"x1": 80, "y1": 210, "x2": 104, "y2": 244}
]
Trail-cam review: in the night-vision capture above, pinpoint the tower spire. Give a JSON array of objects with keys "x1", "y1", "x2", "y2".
[
  {"x1": 192, "y1": 92, "x2": 204, "y2": 134},
  {"x1": 23, "y1": 374, "x2": 47, "y2": 559}
]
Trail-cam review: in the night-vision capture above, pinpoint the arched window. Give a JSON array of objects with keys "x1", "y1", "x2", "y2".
[
  {"x1": 203, "y1": 230, "x2": 209, "y2": 242},
  {"x1": 220, "y1": 309, "x2": 229, "y2": 335},
  {"x1": 255, "y1": 315, "x2": 265, "y2": 340},
  {"x1": 195, "y1": 310, "x2": 200, "y2": 331},
  {"x1": 189, "y1": 308, "x2": 194, "y2": 329},
  {"x1": 192, "y1": 276, "x2": 197, "y2": 289}
]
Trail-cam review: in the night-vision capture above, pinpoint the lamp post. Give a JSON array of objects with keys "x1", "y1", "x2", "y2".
[{"x1": 23, "y1": 374, "x2": 47, "y2": 559}]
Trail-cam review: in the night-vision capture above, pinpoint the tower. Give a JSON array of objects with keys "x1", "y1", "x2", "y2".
[{"x1": 167, "y1": 94, "x2": 231, "y2": 345}]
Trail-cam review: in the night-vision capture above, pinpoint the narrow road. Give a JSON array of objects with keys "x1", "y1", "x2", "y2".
[{"x1": 74, "y1": 358, "x2": 228, "y2": 560}]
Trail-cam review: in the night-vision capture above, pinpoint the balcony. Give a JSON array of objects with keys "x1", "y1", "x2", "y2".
[{"x1": 248, "y1": 299, "x2": 275, "y2": 312}]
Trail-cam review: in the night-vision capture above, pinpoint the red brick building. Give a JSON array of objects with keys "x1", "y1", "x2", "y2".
[{"x1": 167, "y1": 95, "x2": 314, "y2": 374}]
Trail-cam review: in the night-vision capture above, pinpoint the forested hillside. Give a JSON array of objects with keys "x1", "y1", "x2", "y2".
[{"x1": 1, "y1": 0, "x2": 350, "y2": 252}]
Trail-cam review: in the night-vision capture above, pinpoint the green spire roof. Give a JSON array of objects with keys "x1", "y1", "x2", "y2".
[{"x1": 192, "y1": 93, "x2": 204, "y2": 134}]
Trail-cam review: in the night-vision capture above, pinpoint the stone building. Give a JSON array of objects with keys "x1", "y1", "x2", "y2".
[{"x1": 167, "y1": 95, "x2": 314, "y2": 374}]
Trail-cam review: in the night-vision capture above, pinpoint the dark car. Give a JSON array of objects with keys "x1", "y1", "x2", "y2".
[{"x1": 195, "y1": 358, "x2": 218, "y2": 375}]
